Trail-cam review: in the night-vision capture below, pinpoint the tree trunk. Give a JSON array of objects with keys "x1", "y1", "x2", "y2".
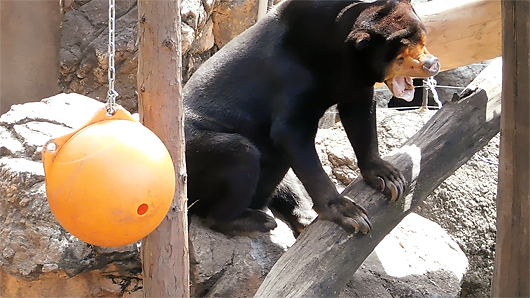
[
  {"x1": 256, "y1": 58, "x2": 502, "y2": 298},
  {"x1": 137, "y1": 0, "x2": 189, "y2": 297},
  {"x1": 491, "y1": 1, "x2": 530, "y2": 296}
]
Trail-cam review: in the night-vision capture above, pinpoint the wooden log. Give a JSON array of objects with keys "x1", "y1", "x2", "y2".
[
  {"x1": 138, "y1": 0, "x2": 190, "y2": 297},
  {"x1": 491, "y1": 1, "x2": 530, "y2": 296},
  {"x1": 255, "y1": 58, "x2": 502, "y2": 298},
  {"x1": 416, "y1": 0, "x2": 502, "y2": 72}
]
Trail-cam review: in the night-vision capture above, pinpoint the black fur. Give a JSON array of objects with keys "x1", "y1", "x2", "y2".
[{"x1": 184, "y1": 0, "x2": 424, "y2": 235}]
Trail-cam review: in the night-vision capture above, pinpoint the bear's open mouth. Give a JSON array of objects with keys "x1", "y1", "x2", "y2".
[{"x1": 385, "y1": 76, "x2": 415, "y2": 102}]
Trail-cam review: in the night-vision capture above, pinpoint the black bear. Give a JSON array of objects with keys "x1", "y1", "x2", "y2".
[{"x1": 184, "y1": 0, "x2": 440, "y2": 235}]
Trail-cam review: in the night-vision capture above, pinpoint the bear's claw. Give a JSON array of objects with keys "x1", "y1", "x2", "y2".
[
  {"x1": 321, "y1": 196, "x2": 372, "y2": 235},
  {"x1": 362, "y1": 159, "x2": 407, "y2": 202}
]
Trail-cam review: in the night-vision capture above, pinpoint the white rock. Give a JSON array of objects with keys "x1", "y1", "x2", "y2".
[{"x1": 342, "y1": 213, "x2": 468, "y2": 297}]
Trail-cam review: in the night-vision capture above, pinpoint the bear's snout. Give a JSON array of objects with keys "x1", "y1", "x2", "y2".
[{"x1": 422, "y1": 55, "x2": 440, "y2": 76}]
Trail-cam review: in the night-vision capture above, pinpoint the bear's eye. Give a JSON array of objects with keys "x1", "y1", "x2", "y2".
[{"x1": 396, "y1": 57, "x2": 405, "y2": 64}]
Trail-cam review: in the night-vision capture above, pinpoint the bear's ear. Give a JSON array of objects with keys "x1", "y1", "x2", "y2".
[
  {"x1": 347, "y1": 31, "x2": 371, "y2": 50},
  {"x1": 386, "y1": 28, "x2": 411, "y2": 43}
]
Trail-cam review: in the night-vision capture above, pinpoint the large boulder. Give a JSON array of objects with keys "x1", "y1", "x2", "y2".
[
  {"x1": 189, "y1": 215, "x2": 297, "y2": 297},
  {"x1": 211, "y1": 0, "x2": 258, "y2": 48},
  {"x1": 341, "y1": 213, "x2": 468, "y2": 298},
  {"x1": 0, "y1": 94, "x2": 142, "y2": 297}
]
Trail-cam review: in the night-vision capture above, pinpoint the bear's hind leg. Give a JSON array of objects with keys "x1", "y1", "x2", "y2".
[{"x1": 186, "y1": 132, "x2": 277, "y2": 235}]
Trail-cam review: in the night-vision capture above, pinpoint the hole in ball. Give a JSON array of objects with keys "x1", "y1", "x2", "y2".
[{"x1": 137, "y1": 203, "x2": 149, "y2": 216}]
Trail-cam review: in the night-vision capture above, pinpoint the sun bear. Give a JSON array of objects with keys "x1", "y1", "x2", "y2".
[{"x1": 184, "y1": 0, "x2": 440, "y2": 235}]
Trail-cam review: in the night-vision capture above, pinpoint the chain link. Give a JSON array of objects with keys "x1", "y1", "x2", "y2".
[{"x1": 106, "y1": 0, "x2": 118, "y2": 115}]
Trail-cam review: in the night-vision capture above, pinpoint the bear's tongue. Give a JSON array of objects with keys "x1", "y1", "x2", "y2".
[{"x1": 391, "y1": 76, "x2": 415, "y2": 102}]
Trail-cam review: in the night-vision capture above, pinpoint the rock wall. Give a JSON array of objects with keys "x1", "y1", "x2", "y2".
[
  {"x1": 59, "y1": 0, "x2": 263, "y2": 112},
  {"x1": 0, "y1": 94, "x2": 142, "y2": 297},
  {"x1": 1, "y1": 267, "x2": 142, "y2": 298}
]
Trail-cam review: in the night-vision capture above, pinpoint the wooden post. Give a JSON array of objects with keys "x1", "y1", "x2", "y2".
[
  {"x1": 415, "y1": 0, "x2": 502, "y2": 72},
  {"x1": 491, "y1": 1, "x2": 530, "y2": 297},
  {"x1": 137, "y1": 0, "x2": 189, "y2": 297},
  {"x1": 256, "y1": 58, "x2": 503, "y2": 298}
]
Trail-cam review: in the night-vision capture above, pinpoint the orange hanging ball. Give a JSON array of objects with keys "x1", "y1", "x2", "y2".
[{"x1": 42, "y1": 106, "x2": 175, "y2": 247}]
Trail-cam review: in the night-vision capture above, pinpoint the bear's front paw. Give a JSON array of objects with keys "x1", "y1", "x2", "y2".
[
  {"x1": 319, "y1": 196, "x2": 372, "y2": 234},
  {"x1": 361, "y1": 159, "x2": 407, "y2": 202}
]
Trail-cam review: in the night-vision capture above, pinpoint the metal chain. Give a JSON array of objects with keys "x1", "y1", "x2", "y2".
[{"x1": 106, "y1": 0, "x2": 118, "y2": 115}]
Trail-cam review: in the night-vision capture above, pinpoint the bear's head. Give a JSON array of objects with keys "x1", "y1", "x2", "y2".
[{"x1": 338, "y1": 0, "x2": 440, "y2": 101}]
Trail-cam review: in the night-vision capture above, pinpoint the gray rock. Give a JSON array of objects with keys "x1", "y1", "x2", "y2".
[
  {"x1": 182, "y1": 22, "x2": 197, "y2": 55},
  {"x1": 341, "y1": 213, "x2": 468, "y2": 298},
  {"x1": 0, "y1": 126, "x2": 24, "y2": 157},
  {"x1": 60, "y1": 1, "x2": 139, "y2": 111},
  {"x1": 318, "y1": 105, "x2": 339, "y2": 129},
  {"x1": 190, "y1": 216, "x2": 296, "y2": 297},
  {"x1": 0, "y1": 94, "x2": 141, "y2": 297},
  {"x1": 182, "y1": 0, "x2": 208, "y2": 30},
  {"x1": 191, "y1": 18, "x2": 216, "y2": 55},
  {"x1": 211, "y1": 0, "x2": 258, "y2": 48},
  {"x1": 59, "y1": 0, "x2": 218, "y2": 112}
]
